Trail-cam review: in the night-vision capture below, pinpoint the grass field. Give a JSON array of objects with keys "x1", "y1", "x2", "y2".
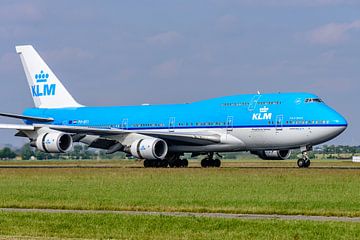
[
  {"x1": 0, "y1": 159, "x2": 359, "y2": 239},
  {"x1": 0, "y1": 159, "x2": 359, "y2": 216},
  {"x1": 1, "y1": 211, "x2": 360, "y2": 239}
]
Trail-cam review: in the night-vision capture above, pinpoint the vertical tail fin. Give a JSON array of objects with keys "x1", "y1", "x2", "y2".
[{"x1": 15, "y1": 45, "x2": 83, "y2": 108}]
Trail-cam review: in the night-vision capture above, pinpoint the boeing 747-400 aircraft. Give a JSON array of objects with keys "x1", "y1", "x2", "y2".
[{"x1": 0, "y1": 45, "x2": 348, "y2": 168}]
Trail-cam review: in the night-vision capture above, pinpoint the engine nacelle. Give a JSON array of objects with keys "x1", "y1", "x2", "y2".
[
  {"x1": 252, "y1": 150, "x2": 291, "y2": 160},
  {"x1": 130, "y1": 138, "x2": 168, "y2": 160},
  {"x1": 35, "y1": 132, "x2": 73, "y2": 153}
]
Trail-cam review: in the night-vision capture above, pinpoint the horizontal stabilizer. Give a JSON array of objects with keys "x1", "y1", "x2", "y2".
[
  {"x1": 0, "y1": 124, "x2": 34, "y2": 130},
  {"x1": 0, "y1": 112, "x2": 54, "y2": 122}
]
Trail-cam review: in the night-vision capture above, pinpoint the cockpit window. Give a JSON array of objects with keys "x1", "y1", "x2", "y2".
[{"x1": 305, "y1": 98, "x2": 323, "y2": 103}]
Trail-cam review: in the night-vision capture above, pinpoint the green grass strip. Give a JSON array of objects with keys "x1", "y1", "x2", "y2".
[{"x1": 1, "y1": 211, "x2": 360, "y2": 239}]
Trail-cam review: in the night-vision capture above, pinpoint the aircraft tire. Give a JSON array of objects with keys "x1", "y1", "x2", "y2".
[
  {"x1": 182, "y1": 159, "x2": 188, "y2": 168},
  {"x1": 160, "y1": 160, "x2": 168, "y2": 168},
  {"x1": 214, "y1": 159, "x2": 221, "y2": 168},
  {"x1": 304, "y1": 159, "x2": 311, "y2": 168},
  {"x1": 144, "y1": 159, "x2": 151, "y2": 168},
  {"x1": 169, "y1": 161, "x2": 175, "y2": 168},
  {"x1": 174, "y1": 159, "x2": 182, "y2": 168},
  {"x1": 201, "y1": 158, "x2": 209, "y2": 168},
  {"x1": 297, "y1": 159, "x2": 305, "y2": 168}
]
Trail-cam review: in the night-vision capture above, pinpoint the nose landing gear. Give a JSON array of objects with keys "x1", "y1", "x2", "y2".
[{"x1": 297, "y1": 150, "x2": 311, "y2": 168}]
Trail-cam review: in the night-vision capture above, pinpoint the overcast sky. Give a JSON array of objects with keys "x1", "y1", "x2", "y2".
[{"x1": 0, "y1": 0, "x2": 359, "y2": 146}]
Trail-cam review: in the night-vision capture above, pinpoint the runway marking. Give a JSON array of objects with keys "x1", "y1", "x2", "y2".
[{"x1": 1, "y1": 208, "x2": 360, "y2": 222}]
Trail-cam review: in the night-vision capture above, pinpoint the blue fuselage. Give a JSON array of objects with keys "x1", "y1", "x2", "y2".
[{"x1": 23, "y1": 92, "x2": 347, "y2": 133}]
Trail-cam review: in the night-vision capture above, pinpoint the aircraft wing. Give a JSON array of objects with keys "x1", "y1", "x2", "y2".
[
  {"x1": 0, "y1": 123, "x2": 221, "y2": 146},
  {"x1": 49, "y1": 125, "x2": 221, "y2": 145},
  {"x1": 0, "y1": 124, "x2": 35, "y2": 131}
]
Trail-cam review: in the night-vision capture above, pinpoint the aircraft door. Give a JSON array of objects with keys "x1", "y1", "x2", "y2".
[
  {"x1": 248, "y1": 95, "x2": 261, "y2": 112},
  {"x1": 275, "y1": 115, "x2": 283, "y2": 132},
  {"x1": 226, "y1": 116, "x2": 234, "y2": 132},
  {"x1": 121, "y1": 118, "x2": 128, "y2": 130},
  {"x1": 168, "y1": 117, "x2": 176, "y2": 132}
]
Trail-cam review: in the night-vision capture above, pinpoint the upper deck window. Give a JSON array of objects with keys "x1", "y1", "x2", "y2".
[{"x1": 305, "y1": 98, "x2": 323, "y2": 103}]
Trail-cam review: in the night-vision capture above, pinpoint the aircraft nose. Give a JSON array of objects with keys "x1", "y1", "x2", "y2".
[
  {"x1": 334, "y1": 112, "x2": 348, "y2": 128},
  {"x1": 330, "y1": 110, "x2": 348, "y2": 136}
]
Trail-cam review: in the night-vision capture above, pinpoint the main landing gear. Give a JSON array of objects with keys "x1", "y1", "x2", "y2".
[
  {"x1": 143, "y1": 155, "x2": 189, "y2": 168},
  {"x1": 297, "y1": 151, "x2": 311, "y2": 168},
  {"x1": 201, "y1": 153, "x2": 221, "y2": 168},
  {"x1": 143, "y1": 159, "x2": 169, "y2": 168}
]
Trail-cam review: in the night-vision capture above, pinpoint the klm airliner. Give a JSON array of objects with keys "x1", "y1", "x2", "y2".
[{"x1": 0, "y1": 45, "x2": 347, "y2": 168}]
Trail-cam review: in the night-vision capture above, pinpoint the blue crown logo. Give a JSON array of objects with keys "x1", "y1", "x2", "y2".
[{"x1": 35, "y1": 70, "x2": 49, "y2": 83}]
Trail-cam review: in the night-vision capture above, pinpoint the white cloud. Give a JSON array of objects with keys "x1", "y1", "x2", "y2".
[
  {"x1": 308, "y1": 20, "x2": 360, "y2": 45},
  {"x1": 146, "y1": 31, "x2": 183, "y2": 46}
]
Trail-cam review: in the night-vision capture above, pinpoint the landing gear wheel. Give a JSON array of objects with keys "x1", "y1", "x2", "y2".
[
  {"x1": 214, "y1": 159, "x2": 221, "y2": 168},
  {"x1": 173, "y1": 159, "x2": 181, "y2": 168},
  {"x1": 201, "y1": 158, "x2": 209, "y2": 168},
  {"x1": 160, "y1": 160, "x2": 169, "y2": 168},
  {"x1": 169, "y1": 161, "x2": 175, "y2": 168},
  {"x1": 297, "y1": 148, "x2": 312, "y2": 168},
  {"x1": 181, "y1": 159, "x2": 189, "y2": 168},
  {"x1": 297, "y1": 158, "x2": 305, "y2": 168},
  {"x1": 201, "y1": 154, "x2": 222, "y2": 168},
  {"x1": 144, "y1": 159, "x2": 151, "y2": 168}
]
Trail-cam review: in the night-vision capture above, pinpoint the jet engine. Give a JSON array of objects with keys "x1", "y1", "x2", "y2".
[
  {"x1": 130, "y1": 138, "x2": 168, "y2": 160},
  {"x1": 252, "y1": 150, "x2": 291, "y2": 160},
  {"x1": 34, "y1": 132, "x2": 73, "y2": 153}
]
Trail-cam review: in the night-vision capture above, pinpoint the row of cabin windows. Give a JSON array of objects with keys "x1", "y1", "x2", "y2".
[
  {"x1": 268, "y1": 120, "x2": 330, "y2": 125},
  {"x1": 78, "y1": 119, "x2": 330, "y2": 129},
  {"x1": 88, "y1": 124, "x2": 125, "y2": 128},
  {"x1": 221, "y1": 101, "x2": 281, "y2": 107},
  {"x1": 132, "y1": 123, "x2": 165, "y2": 127},
  {"x1": 132, "y1": 122, "x2": 228, "y2": 128}
]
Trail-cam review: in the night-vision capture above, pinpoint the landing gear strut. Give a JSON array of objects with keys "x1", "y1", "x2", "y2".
[
  {"x1": 297, "y1": 151, "x2": 311, "y2": 168},
  {"x1": 201, "y1": 153, "x2": 221, "y2": 168}
]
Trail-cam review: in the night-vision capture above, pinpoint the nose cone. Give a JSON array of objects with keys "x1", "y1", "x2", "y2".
[
  {"x1": 333, "y1": 111, "x2": 348, "y2": 128},
  {"x1": 328, "y1": 108, "x2": 348, "y2": 138}
]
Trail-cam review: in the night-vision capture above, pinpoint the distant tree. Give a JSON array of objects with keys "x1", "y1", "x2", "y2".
[
  {"x1": 0, "y1": 147, "x2": 16, "y2": 159},
  {"x1": 34, "y1": 150, "x2": 53, "y2": 160},
  {"x1": 20, "y1": 143, "x2": 33, "y2": 160}
]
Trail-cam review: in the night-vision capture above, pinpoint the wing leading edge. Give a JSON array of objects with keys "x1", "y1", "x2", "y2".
[{"x1": 48, "y1": 125, "x2": 221, "y2": 145}]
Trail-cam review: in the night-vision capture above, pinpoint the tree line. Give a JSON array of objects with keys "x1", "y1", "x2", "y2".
[
  {"x1": 0, "y1": 144, "x2": 126, "y2": 160},
  {"x1": 0, "y1": 144, "x2": 358, "y2": 160}
]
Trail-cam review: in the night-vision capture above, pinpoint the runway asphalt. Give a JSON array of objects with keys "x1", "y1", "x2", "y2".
[{"x1": 1, "y1": 208, "x2": 359, "y2": 222}]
